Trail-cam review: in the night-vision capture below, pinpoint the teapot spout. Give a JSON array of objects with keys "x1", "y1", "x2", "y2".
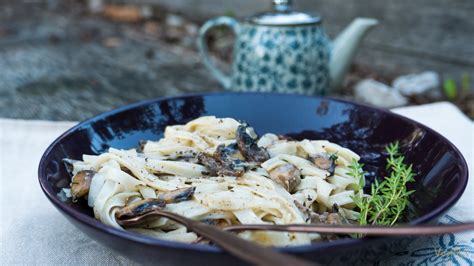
[{"x1": 329, "y1": 18, "x2": 378, "y2": 89}]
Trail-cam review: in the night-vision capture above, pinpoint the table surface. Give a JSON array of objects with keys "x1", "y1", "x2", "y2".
[{"x1": 0, "y1": 102, "x2": 472, "y2": 265}]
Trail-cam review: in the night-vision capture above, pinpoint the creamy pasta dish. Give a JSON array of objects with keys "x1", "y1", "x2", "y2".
[{"x1": 64, "y1": 116, "x2": 364, "y2": 246}]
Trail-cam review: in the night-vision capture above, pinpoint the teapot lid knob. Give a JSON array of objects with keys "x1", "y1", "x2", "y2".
[
  {"x1": 273, "y1": 0, "x2": 292, "y2": 11},
  {"x1": 248, "y1": 0, "x2": 320, "y2": 26}
]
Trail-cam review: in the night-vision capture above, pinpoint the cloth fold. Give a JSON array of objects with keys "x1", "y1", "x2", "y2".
[{"x1": 1, "y1": 102, "x2": 472, "y2": 265}]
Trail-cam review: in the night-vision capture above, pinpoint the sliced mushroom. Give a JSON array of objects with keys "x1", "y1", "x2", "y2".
[
  {"x1": 215, "y1": 143, "x2": 244, "y2": 161},
  {"x1": 198, "y1": 152, "x2": 246, "y2": 177},
  {"x1": 198, "y1": 152, "x2": 223, "y2": 176},
  {"x1": 310, "y1": 205, "x2": 350, "y2": 225},
  {"x1": 268, "y1": 163, "x2": 301, "y2": 192},
  {"x1": 115, "y1": 198, "x2": 166, "y2": 220},
  {"x1": 308, "y1": 205, "x2": 352, "y2": 240},
  {"x1": 198, "y1": 144, "x2": 256, "y2": 177},
  {"x1": 215, "y1": 143, "x2": 256, "y2": 174},
  {"x1": 236, "y1": 123, "x2": 270, "y2": 163},
  {"x1": 70, "y1": 170, "x2": 95, "y2": 201},
  {"x1": 222, "y1": 160, "x2": 247, "y2": 177},
  {"x1": 294, "y1": 200, "x2": 348, "y2": 228},
  {"x1": 157, "y1": 187, "x2": 196, "y2": 204},
  {"x1": 311, "y1": 212, "x2": 344, "y2": 225},
  {"x1": 309, "y1": 153, "x2": 337, "y2": 176}
]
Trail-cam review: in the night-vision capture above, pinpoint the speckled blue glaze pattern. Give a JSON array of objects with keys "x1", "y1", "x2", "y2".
[
  {"x1": 231, "y1": 24, "x2": 331, "y2": 95},
  {"x1": 197, "y1": 16, "x2": 333, "y2": 95}
]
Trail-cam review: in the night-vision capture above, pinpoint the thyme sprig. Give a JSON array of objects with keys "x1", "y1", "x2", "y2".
[
  {"x1": 350, "y1": 142, "x2": 416, "y2": 226},
  {"x1": 348, "y1": 158, "x2": 365, "y2": 193}
]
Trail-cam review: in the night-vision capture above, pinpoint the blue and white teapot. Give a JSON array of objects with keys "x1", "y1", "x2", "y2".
[{"x1": 198, "y1": 0, "x2": 378, "y2": 95}]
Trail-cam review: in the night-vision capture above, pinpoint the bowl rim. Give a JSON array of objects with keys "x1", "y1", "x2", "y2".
[{"x1": 38, "y1": 92, "x2": 469, "y2": 254}]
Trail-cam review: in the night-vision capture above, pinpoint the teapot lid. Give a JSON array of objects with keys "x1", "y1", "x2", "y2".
[{"x1": 248, "y1": 0, "x2": 321, "y2": 26}]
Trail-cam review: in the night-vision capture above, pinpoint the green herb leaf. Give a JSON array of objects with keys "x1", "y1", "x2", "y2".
[
  {"x1": 349, "y1": 142, "x2": 416, "y2": 227},
  {"x1": 443, "y1": 78, "x2": 457, "y2": 100}
]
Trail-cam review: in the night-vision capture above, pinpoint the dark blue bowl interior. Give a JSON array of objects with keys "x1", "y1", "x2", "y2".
[{"x1": 38, "y1": 93, "x2": 468, "y2": 264}]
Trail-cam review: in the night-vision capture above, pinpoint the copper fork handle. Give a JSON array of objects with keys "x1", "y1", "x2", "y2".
[{"x1": 223, "y1": 222, "x2": 474, "y2": 235}]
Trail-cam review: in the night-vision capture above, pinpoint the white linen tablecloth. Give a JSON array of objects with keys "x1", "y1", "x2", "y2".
[{"x1": 1, "y1": 102, "x2": 472, "y2": 265}]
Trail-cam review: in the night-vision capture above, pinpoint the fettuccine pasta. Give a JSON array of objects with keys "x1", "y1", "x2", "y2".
[{"x1": 65, "y1": 116, "x2": 364, "y2": 246}]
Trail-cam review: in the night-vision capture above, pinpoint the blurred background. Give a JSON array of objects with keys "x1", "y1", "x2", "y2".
[{"x1": 1, "y1": 0, "x2": 473, "y2": 121}]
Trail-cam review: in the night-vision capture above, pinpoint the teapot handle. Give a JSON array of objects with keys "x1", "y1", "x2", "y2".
[{"x1": 197, "y1": 17, "x2": 240, "y2": 90}]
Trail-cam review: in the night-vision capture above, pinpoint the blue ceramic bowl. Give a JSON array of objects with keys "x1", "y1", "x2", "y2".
[{"x1": 38, "y1": 93, "x2": 468, "y2": 265}]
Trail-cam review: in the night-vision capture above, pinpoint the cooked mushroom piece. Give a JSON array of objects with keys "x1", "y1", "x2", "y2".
[
  {"x1": 222, "y1": 161, "x2": 246, "y2": 176},
  {"x1": 157, "y1": 187, "x2": 196, "y2": 204},
  {"x1": 236, "y1": 123, "x2": 270, "y2": 163},
  {"x1": 215, "y1": 143, "x2": 244, "y2": 161},
  {"x1": 198, "y1": 152, "x2": 246, "y2": 177},
  {"x1": 309, "y1": 153, "x2": 337, "y2": 176},
  {"x1": 309, "y1": 210, "x2": 352, "y2": 241},
  {"x1": 216, "y1": 143, "x2": 257, "y2": 174},
  {"x1": 198, "y1": 144, "x2": 256, "y2": 177},
  {"x1": 268, "y1": 163, "x2": 301, "y2": 192},
  {"x1": 70, "y1": 170, "x2": 95, "y2": 201},
  {"x1": 198, "y1": 152, "x2": 224, "y2": 176},
  {"x1": 310, "y1": 205, "x2": 350, "y2": 225},
  {"x1": 311, "y1": 212, "x2": 344, "y2": 225},
  {"x1": 115, "y1": 198, "x2": 166, "y2": 220}
]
